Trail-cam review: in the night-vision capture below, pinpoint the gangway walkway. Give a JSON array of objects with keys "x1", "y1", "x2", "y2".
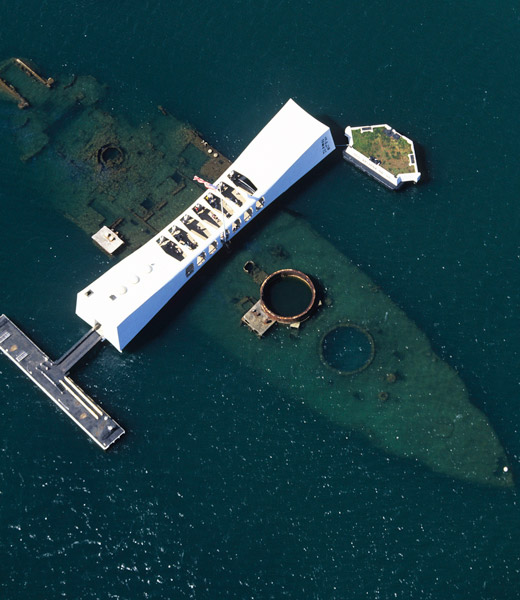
[{"x1": 50, "y1": 325, "x2": 103, "y2": 381}]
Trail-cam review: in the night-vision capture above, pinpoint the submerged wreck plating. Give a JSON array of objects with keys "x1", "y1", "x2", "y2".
[
  {"x1": 0, "y1": 57, "x2": 230, "y2": 252},
  {"x1": 188, "y1": 211, "x2": 512, "y2": 487}
]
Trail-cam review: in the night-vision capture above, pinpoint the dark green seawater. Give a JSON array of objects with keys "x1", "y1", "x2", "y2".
[{"x1": 1, "y1": 1, "x2": 519, "y2": 598}]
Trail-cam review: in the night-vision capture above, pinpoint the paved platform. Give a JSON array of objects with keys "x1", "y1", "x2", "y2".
[
  {"x1": 91, "y1": 226, "x2": 125, "y2": 254},
  {"x1": 241, "y1": 300, "x2": 276, "y2": 337}
]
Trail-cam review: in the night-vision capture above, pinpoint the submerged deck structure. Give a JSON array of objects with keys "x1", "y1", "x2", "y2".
[
  {"x1": 0, "y1": 57, "x2": 231, "y2": 253},
  {"x1": 76, "y1": 99, "x2": 335, "y2": 351}
]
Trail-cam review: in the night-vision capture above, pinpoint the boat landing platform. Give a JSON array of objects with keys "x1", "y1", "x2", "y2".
[{"x1": 0, "y1": 314, "x2": 124, "y2": 450}]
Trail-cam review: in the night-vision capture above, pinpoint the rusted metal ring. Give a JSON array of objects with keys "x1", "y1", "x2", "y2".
[
  {"x1": 98, "y1": 144, "x2": 124, "y2": 168},
  {"x1": 260, "y1": 269, "x2": 316, "y2": 324}
]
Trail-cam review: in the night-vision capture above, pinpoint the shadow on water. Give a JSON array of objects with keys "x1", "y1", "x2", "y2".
[
  {"x1": 317, "y1": 114, "x2": 346, "y2": 146},
  {"x1": 413, "y1": 139, "x2": 430, "y2": 185}
]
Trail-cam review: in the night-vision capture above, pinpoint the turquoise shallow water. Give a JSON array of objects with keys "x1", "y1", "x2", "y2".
[{"x1": 1, "y1": 1, "x2": 520, "y2": 598}]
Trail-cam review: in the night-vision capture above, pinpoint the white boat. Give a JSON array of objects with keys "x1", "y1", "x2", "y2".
[{"x1": 76, "y1": 99, "x2": 335, "y2": 351}]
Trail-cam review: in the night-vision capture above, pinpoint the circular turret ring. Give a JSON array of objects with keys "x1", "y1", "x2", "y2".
[{"x1": 259, "y1": 269, "x2": 316, "y2": 324}]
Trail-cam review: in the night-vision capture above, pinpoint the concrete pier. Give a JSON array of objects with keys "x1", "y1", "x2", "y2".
[{"x1": 0, "y1": 315, "x2": 124, "y2": 450}]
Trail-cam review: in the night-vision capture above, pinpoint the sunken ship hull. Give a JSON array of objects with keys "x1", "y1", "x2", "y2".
[
  {"x1": 0, "y1": 60, "x2": 512, "y2": 485},
  {"x1": 188, "y1": 210, "x2": 512, "y2": 487}
]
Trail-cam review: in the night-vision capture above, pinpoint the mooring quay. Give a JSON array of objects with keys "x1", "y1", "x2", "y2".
[{"x1": 0, "y1": 315, "x2": 124, "y2": 450}]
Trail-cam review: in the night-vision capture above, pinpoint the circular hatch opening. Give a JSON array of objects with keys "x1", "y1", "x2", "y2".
[
  {"x1": 98, "y1": 144, "x2": 124, "y2": 168},
  {"x1": 321, "y1": 323, "x2": 375, "y2": 375}
]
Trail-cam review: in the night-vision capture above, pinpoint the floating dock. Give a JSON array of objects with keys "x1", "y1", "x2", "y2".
[{"x1": 0, "y1": 315, "x2": 124, "y2": 450}]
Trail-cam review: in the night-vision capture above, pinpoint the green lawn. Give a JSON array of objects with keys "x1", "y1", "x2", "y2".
[{"x1": 351, "y1": 127, "x2": 415, "y2": 176}]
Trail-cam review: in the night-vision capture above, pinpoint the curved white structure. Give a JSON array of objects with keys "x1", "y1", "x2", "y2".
[{"x1": 76, "y1": 99, "x2": 335, "y2": 351}]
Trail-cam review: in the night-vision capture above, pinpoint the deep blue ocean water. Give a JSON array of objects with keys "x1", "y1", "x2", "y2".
[{"x1": 1, "y1": 1, "x2": 520, "y2": 598}]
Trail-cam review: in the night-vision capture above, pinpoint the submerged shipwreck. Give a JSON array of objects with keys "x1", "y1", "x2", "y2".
[
  {"x1": 194, "y1": 211, "x2": 511, "y2": 487},
  {"x1": 0, "y1": 57, "x2": 229, "y2": 252},
  {"x1": 0, "y1": 59, "x2": 512, "y2": 486}
]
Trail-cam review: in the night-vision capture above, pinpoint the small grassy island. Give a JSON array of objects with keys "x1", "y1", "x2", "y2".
[{"x1": 343, "y1": 124, "x2": 421, "y2": 190}]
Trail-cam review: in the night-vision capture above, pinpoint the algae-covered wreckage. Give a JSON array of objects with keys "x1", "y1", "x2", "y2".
[
  {"x1": 198, "y1": 212, "x2": 512, "y2": 487},
  {"x1": 0, "y1": 57, "x2": 230, "y2": 252},
  {"x1": 0, "y1": 59, "x2": 512, "y2": 486}
]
